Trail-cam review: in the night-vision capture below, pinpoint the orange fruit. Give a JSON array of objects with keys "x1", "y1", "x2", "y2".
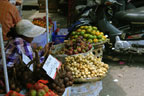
[
  {"x1": 80, "y1": 26, "x2": 84, "y2": 29},
  {"x1": 87, "y1": 29, "x2": 92, "y2": 33},
  {"x1": 84, "y1": 26, "x2": 89, "y2": 29},
  {"x1": 102, "y1": 36, "x2": 107, "y2": 39},
  {"x1": 91, "y1": 30, "x2": 96, "y2": 35},
  {"x1": 100, "y1": 32, "x2": 104, "y2": 36},
  {"x1": 77, "y1": 29, "x2": 81, "y2": 32},
  {"x1": 93, "y1": 39, "x2": 98, "y2": 43},
  {"x1": 95, "y1": 32, "x2": 100, "y2": 36},
  {"x1": 81, "y1": 29, "x2": 86, "y2": 33}
]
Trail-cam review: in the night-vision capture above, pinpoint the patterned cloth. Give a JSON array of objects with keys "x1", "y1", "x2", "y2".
[
  {"x1": 0, "y1": 0, "x2": 21, "y2": 40},
  {"x1": 0, "y1": 38, "x2": 45, "y2": 67}
]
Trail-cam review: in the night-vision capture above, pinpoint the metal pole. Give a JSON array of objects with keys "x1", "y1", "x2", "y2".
[
  {"x1": 46, "y1": 0, "x2": 49, "y2": 43},
  {"x1": 0, "y1": 24, "x2": 10, "y2": 93}
]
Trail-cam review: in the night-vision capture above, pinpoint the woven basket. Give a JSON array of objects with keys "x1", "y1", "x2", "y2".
[
  {"x1": 92, "y1": 39, "x2": 109, "y2": 58},
  {"x1": 74, "y1": 72, "x2": 107, "y2": 83},
  {"x1": 51, "y1": 43, "x2": 93, "y2": 63}
]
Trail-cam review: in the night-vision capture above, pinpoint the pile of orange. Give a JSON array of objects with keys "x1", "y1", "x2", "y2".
[
  {"x1": 70, "y1": 25, "x2": 107, "y2": 43},
  {"x1": 32, "y1": 17, "x2": 53, "y2": 29}
]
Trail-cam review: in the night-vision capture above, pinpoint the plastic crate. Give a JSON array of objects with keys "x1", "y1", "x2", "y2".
[
  {"x1": 52, "y1": 29, "x2": 68, "y2": 44},
  {"x1": 52, "y1": 32, "x2": 66, "y2": 44}
]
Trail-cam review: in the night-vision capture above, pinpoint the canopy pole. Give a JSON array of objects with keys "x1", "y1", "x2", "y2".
[
  {"x1": 0, "y1": 24, "x2": 10, "y2": 93},
  {"x1": 46, "y1": 0, "x2": 49, "y2": 43}
]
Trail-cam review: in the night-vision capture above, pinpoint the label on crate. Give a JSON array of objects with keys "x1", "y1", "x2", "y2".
[
  {"x1": 43, "y1": 55, "x2": 61, "y2": 79},
  {"x1": 22, "y1": 54, "x2": 33, "y2": 71}
]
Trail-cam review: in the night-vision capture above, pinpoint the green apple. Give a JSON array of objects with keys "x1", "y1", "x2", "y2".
[
  {"x1": 93, "y1": 26, "x2": 98, "y2": 30},
  {"x1": 84, "y1": 34, "x2": 88, "y2": 38},
  {"x1": 71, "y1": 31, "x2": 76, "y2": 35},
  {"x1": 37, "y1": 89, "x2": 46, "y2": 96},
  {"x1": 43, "y1": 85, "x2": 49, "y2": 93},
  {"x1": 29, "y1": 90, "x2": 37, "y2": 96}
]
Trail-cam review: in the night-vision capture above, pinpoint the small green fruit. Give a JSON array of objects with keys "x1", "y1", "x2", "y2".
[
  {"x1": 71, "y1": 31, "x2": 76, "y2": 35},
  {"x1": 94, "y1": 36, "x2": 97, "y2": 39},
  {"x1": 43, "y1": 85, "x2": 49, "y2": 93},
  {"x1": 97, "y1": 35, "x2": 102, "y2": 39},
  {"x1": 74, "y1": 35, "x2": 78, "y2": 38},
  {"x1": 87, "y1": 29, "x2": 92, "y2": 33},
  {"x1": 88, "y1": 35, "x2": 93, "y2": 39},
  {"x1": 93, "y1": 26, "x2": 98, "y2": 30},
  {"x1": 84, "y1": 34, "x2": 88, "y2": 38},
  {"x1": 30, "y1": 90, "x2": 37, "y2": 96},
  {"x1": 38, "y1": 89, "x2": 46, "y2": 96},
  {"x1": 80, "y1": 32, "x2": 85, "y2": 35},
  {"x1": 88, "y1": 39, "x2": 93, "y2": 43}
]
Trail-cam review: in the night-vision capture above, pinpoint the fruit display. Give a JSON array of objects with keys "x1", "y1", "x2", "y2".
[
  {"x1": 48, "y1": 66, "x2": 74, "y2": 96},
  {"x1": 54, "y1": 38, "x2": 93, "y2": 55},
  {"x1": 0, "y1": 60, "x2": 35, "y2": 94},
  {"x1": 65, "y1": 53, "x2": 109, "y2": 80},
  {"x1": 70, "y1": 25, "x2": 107, "y2": 43},
  {"x1": 0, "y1": 48, "x2": 74, "y2": 95},
  {"x1": 0, "y1": 50, "x2": 50, "y2": 94},
  {"x1": 0, "y1": 62, "x2": 35, "y2": 94},
  {"x1": 5, "y1": 91, "x2": 24, "y2": 96},
  {"x1": 32, "y1": 16, "x2": 53, "y2": 29},
  {"x1": 26, "y1": 82, "x2": 58, "y2": 96}
]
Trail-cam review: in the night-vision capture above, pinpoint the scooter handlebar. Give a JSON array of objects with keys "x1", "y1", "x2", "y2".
[
  {"x1": 114, "y1": 1, "x2": 123, "y2": 6},
  {"x1": 105, "y1": 0, "x2": 123, "y2": 6}
]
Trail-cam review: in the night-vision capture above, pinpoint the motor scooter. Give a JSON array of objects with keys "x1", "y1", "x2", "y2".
[
  {"x1": 68, "y1": 0, "x2": 144, "y2": 54},
  {"x1": 92, "y1": 0, "x2": 144, "y2": 54}
]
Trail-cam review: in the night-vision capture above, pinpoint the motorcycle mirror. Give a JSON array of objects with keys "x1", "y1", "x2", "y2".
[
  {"x1": 114, "y1": 1, "x2": 123, "y2": 6},
  {"x1": 105, "y1": 1, "x2": 113, "y2": 5}
]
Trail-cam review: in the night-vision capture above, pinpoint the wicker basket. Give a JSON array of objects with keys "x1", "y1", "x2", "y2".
[
  {"x1": 93, "y1": 45, "x2": 103, "y2": 58},
  {"x1": 51, "y1": 43, "x2": 93, "y2": 63},
  {"x1": 92, "y1": 39, "x2": 108, "y2": 58},
  {"x1": 74, "y1": 72, "x2": 107, "y2": 83}
]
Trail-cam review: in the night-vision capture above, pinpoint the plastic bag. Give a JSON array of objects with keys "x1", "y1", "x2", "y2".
[
  {"x1": 5, "y1": 90, "x2": 24, "y2": 96},
  {"x1": 27, "y1": 80, "x2": 58, "y2": 96}
]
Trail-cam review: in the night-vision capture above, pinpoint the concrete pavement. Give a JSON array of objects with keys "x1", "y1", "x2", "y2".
[{"x1": 99, "y1": 60, "x2": 144, "y2": 96}]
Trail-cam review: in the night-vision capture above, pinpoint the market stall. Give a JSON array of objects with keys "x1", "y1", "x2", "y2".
[{"x1": 0, "y1": 1, "x2": 109, "y2": 96}]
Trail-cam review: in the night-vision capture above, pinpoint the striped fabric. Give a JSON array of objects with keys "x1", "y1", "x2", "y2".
[
  {"x1": 0, "y1": 38, "x2": 45, "y2": 67},
  {"x1": 0, "y1": 0, "x2": 21, "y2": 40}
]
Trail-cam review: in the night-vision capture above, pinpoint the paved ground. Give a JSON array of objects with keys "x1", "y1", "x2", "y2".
[
  {"x1": 99, "y1": 59, "x2": 144, "y2": 96},
  {"x1": 22, "y1": 1, "x2": 144, "y2": 96}
]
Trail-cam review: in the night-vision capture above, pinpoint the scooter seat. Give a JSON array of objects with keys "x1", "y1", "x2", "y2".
[{"x1": 115, "y1": 7, "x2": 144, "y2": 22}]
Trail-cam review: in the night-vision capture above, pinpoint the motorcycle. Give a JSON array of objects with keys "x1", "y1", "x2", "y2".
[
  {"x1": 68, "y1": 0, "x2": 144, "y2": 54},
  {"x1": 95, "y1": 0, "x2": 144, "y2": 54}
]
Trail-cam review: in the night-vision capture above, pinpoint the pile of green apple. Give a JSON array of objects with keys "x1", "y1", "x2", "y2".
[
  {"x1": 27, "y1": 82, "x2": 58, "y2": 96},
  {"x1": 70, "y1": 25, "x2": 107, "y2": 43}
]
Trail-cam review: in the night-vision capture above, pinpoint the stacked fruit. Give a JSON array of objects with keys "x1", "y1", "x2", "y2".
[
  {"x1": 5, "y1": 91, "x2": 24, "y2": 96},
  {"x1": 32, "y1": 16, "x2": 53, "y2": 29},
  {"x1": 27, "y1": 82, "x2": 58, "y2": 96},
  {"x1": 56, "y1": 38, "x2": 92, "y2": 55},
  {"x1": 65, "y1": 53, "x2": 109, "y2": 79},
  {"x1": 70, "y1": 26, "x2": 107, "y2": 43},
  {"x1": 48, "y1": 66, "x2": 74, "y2": 96},
  {"x1": 0, "y1": 56, "x2": 39, "y2": 94}
]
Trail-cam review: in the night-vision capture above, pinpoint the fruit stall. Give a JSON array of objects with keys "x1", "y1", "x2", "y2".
[
  {"x1": 0, "y1": 22, "x2": 109, "y2": 96},
  {"x1": 0, "y1": 1, "x2": 109, "y2": 96}
]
